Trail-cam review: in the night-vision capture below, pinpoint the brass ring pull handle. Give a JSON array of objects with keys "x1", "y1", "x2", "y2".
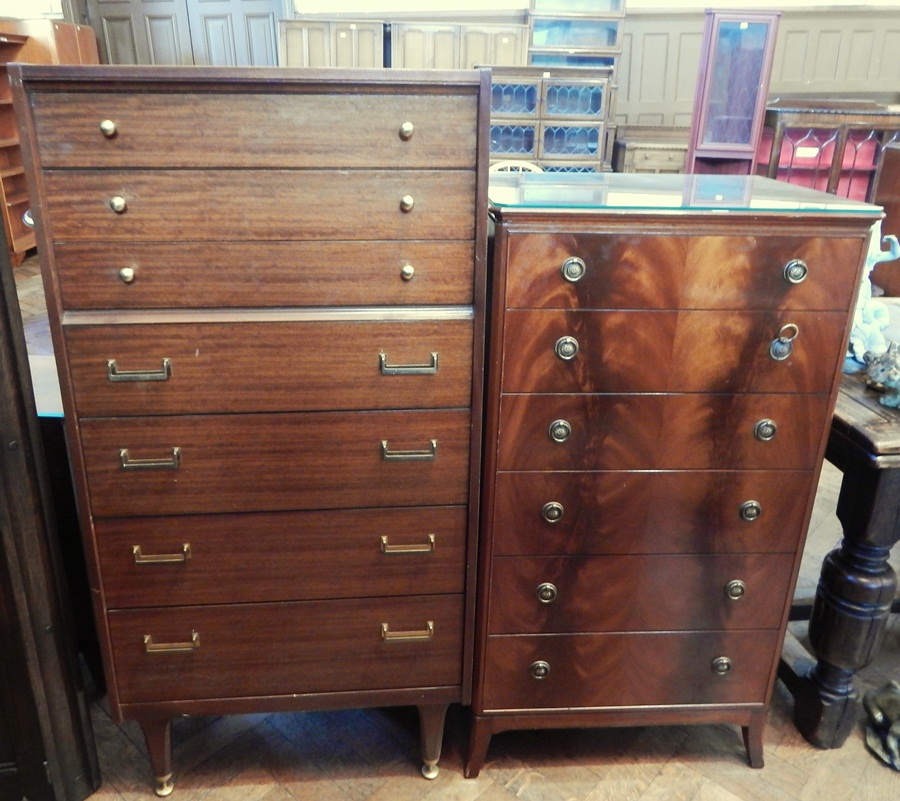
[
  {"x1": 381, "y1": 534, "x2": 436, "y2": 554},
  {"x1": 536, "y1": 582, "x2": 558, "y2": 603},
  {"x1": 711, "y1": 656, "x2": 733, "y2": 675},
  {"x1": 119, "y1": 447, "x2": 181, "y2": 470},
  {"x1": 548, "y1": 419, "x2": 572, "y2": 443},
  {"x1": 107, "y1": 358, "x2": 172, "y2": 382},
  {"x1": 561, "y1": 257, "x2": 586, "y2": 283},
  {"x1": 769, "y1": 323, "x2": 799, "y2": 361},
  {"x1": 725, "y1": 579, "x2": 746, "y2": 600},
  {"x1": 753, "y1": 419, "x2": 777, "y2": 442},
  {"x1": 399, "y1": 121, "x2": 414, "y2": 140},
  {"x1": 739, "y1": 500, "x2": 762, "y2": 521},
  {"x1": 555, "y1": 336, "x2": 579, "y2": 361},
  {"x1": 381, "y1": 621, "x2": 434, "y2": 642},
  {"x1": 133, "y1": 544, "x2": 191, "y2": 564},
  {"x1": 530, "y1": 660, "x2": 551, "y2": 680},
  {"x1": 400, "y1": 195, "x2": 415, "y2": 212},
  {"x1": 99, "y1": 119, "x2": 117, "y2": 137},
  {"x1": 783, "y1": 259, "x2": 809, "y2": 284},
  {"x1": 109, "y1": 196, "x2": 127, "y2": 213},
  {"x1": 380, "y1": 439, "x2": 437, "y2": 461},
  {"x1": 379, "y1": 352, "x2": 439, "y2": 375},
  {"x1": 541, "y1": 501, "x2": 564, "y2": 523},
  {"x1": 144, "y1": 631, "x2": 199, "y2": 654}
]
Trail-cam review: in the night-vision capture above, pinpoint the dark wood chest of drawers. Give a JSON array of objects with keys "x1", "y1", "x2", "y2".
[
  {"x1": 466, "y1": 172, "x2": 880, "y2": 776},
  {"x1": 12, "y1": 64, "x2": 490, "y2": 795}
]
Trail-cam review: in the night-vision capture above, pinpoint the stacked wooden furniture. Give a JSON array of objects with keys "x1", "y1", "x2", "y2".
[
  {"x1": 12, "y1": 64, "x2": 489, "y2": 796},
  {"x1": 466, "y1": 172, "x2": 880, "y2": 776}
]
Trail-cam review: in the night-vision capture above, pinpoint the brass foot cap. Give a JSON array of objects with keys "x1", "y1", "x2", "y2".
[{"x1": 155, "y1": 773, "x2": 174, "y2": 797}]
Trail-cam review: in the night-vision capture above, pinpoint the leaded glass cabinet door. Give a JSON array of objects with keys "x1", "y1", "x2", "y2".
[{"x1": 687, "y1": 10, "x2": 780, "y2": 175}]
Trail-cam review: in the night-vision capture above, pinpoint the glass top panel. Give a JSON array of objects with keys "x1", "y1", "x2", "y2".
[
  {"x1": 488, "y1": 173, "x2": 882, "y2": 214},
  {"x1": 531, "y1": 19, "x2": 620, "y2": 49}
]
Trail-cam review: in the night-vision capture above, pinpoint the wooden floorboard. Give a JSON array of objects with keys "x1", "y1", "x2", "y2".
[{"x1": 12, "y1": 251, "x2": 899, "y2": 800}]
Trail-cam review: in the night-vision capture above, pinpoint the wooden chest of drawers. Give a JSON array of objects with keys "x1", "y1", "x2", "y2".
[
  {"x1": 466, "y1": 172, "x2": 880, "y2": 777},
  {"x1": 12, "y1": 65, "x2": 490, "y2": 795}
]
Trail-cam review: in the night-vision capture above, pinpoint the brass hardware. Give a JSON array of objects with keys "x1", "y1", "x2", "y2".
[
  {"x1": 530, "y1": 660, "x2": 550, "y2": 680},
  {"x1": 381, "y1": 534, "x2": 436, "y2": 554},
  {"x1": 769, "y1": 323, "x2": 799, "y2": 361},
  {"x1": 536, "y1": 582, "x2": 558, "y2": 604},
  {"x1": 753, "y1": 419, "x2": 777, "y2": 442},
  {"x1": 119, "y1": 447, "x2": 181, "y2": 470},
  {"x1": 783, "y1": 259, "x2": 809, "y2": 284},
  {"x1": 133, "y1": 544, "x2": 191, "y2": 564},
  {"x1": 711, "y1": 656, "x2": 733, "y2": 675},
  {"x1": 379, "y1": 352, "x2": 439, "y2": 375},
  {"x1": 561, "y1": 256, "x2": 586, "y2": 283},
  {"x1": 400, "y1": 264, "x2": 415, "y2": 281},
  {"x1": 399, "y1": 121, "x2": 415, "y2": 140},
  {"x1": 725, "y1": 579, "x2": 746, "y2": 600},
  {"x1": 118, "y1": 266, "x2": 136, "y2": 283},
  {"x1": 541, "y1": 501, "x2": 564, "y2": 523},
  {"x1": 99, "y1": 119, "x2": 117, "y2": 137},
  {"x1": 155, "y1": 773, "x2": 174, "y2": 798},
  {"x1": 380, "y1": 439, "x2": 437, "y2": 461},
  {"x1": 143, "y1": 631, "x2": 199, "y2": 653},
  {"x1": 554, "y1": 336, "x2": 579, "y2": 361},
  {"x1": 381, "y1": 621, "x2": 434, "y2": 642},
  {"x1": 400, "y1": 195, "x2": 415, "y2": 212},
  {"x1": 107, "y1": 357, "x2": 172, "y2": 382},
  {"x1": 740, "y1": 500, "x2": 762, "y2": 521},
  {"x1": 109, "y1": 196, "x2": 127, "y2": 213},
  {"x1": 548, "y1": 419, "x2": 572, "y2": 443}
]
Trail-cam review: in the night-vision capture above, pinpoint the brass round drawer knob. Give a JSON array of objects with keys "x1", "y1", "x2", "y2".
[
  {"x1": 118, "y1": 266, "x2": 136, "y2": 284},
  {"x1": 99, "y1": 119, "x2": 117, "y2": 138},
  {"x1": 754, "y1": 419, "x2": 777, "y2": 442},
  {"x1": 739, "y1": 500, "x2": 762, "y2": 521},
  {"x1": 109, "y1": 196, "x2": 127, "y2": 214},
  {"x1": 536, "y1": 582, "x2": 558, "y2": 604},
  {"x1": 541, "y1": 501, "x2": 564, "y2": 523},
  {"x1": 555, "y1": 335, "x2": 579, "y2": 361},
  {"x1": 783, "y1": 259, "x2": 809, "y2": 284},
  {"x1": 530, "y1": 660, "x2": 551, "y2": 680},
  {"x1": 712, "y1": 656, "x2": 733, "y2": 675},
  {"x1": 548, "y1": 419, "x2": 572, "y2": 443},
  {"x1": 561, "y1": 256, "x2": 586, "y2": 283},
  {"x1": 399, "y1": 121, "x2": 415, "y2": 140},
  {"x1": 725, "y1": 579, "x2": 746, "y2": 600},
  {"x1": 400, "y1": 264, "x2": 415, "y2": 281},
  {"x1": 400, "y1": 195, "x2": 415, "y2": 213}
]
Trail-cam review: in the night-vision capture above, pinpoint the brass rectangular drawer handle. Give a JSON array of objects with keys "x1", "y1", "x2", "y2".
[
  {"x1": 381, "y1": 621, "x2": 434, "y2": 643},
  {"x1": 107, "y1": 358, "x2": 172, "y2": 382},
  {"x1": 143, "y1": 631, "x2": 199, "y2": 654},
  {"x1": 379, "y1": 351, "x2": 439, "y2": 375},
  {"x1": 380, "y1": 534, "x2": 436, "y2": 554},
  {"x1": 132, "y1": 543, "x2": 191, "y2": 564},
  {"x1": 119, "y1": 447, "x2": 181, "y2": 470},
  {"x1": 380, "y1": 439, "x2": 437, "y2": 461}
]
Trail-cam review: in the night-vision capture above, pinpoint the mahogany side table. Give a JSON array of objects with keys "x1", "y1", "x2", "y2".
[{"x1": 780, "y1": 373, "x2": 900, "y2": 747}]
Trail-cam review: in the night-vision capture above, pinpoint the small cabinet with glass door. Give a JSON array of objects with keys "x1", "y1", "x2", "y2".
[{"x1": 528, "y1": 0, "x2": 625, "y2": 69}]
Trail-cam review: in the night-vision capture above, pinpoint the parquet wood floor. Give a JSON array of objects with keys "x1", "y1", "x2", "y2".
[{"x1": 12, "y1": 253, "x2": 899, "y2": 800}]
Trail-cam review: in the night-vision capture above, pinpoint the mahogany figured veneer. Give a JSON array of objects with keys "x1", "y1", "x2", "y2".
[
  {"x1": 12, "y1": 65, "x2": 490, "y2": 795},
  {"x1": 466, "y1": 173, "x2": 881, "y2": 777}
]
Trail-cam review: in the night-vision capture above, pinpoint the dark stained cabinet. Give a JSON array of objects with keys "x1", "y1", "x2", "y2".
[{"x1": 466, "y1": 172, "x2": 880, "y2": 777}]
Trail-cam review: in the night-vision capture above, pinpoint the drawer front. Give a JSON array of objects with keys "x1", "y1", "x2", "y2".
[
  {"x1": 502, "y1": 309, "x2": 846, "y2": 394},
  {"x1": 43, "y1": 170, "x2": 475, "y2": 242},
  {"x1": 53, "y1": 240, "x2": 475, "y2": 310},
  {"x1": 491, "y1": 470, "x2": 812, "y2": 556},
  {"x1": 97, "y1": 506, "x2": 468, "y2": 609},
  {"x1": 487, "y1": 553, "x2": 794, "y2": 634},
  {"x1": 108, "y1": 595, "x2": 463, "y2": 703},
  {"x1": 480, "y1": 630, "x2": 779, "y2": 711},
  {"x1": 80, "y1": 410, "x2": 471, "y2": 517},
  {"x1": 30, "y1": 92, "x2": 478, "y2": 169},
  {"x1": 503, "y1": 234, "x2": 862, "y2": 311},
  {"x1": 497, "y1": 393, "x2": 831, "y2": 471},
  {"x1": 65, "y1": 318, "x2": 474, "y2": 416}
]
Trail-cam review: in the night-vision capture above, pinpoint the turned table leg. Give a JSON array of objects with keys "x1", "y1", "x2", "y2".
[{"x1": 138, "y1": 716, "x2": 174, "y2": 797}]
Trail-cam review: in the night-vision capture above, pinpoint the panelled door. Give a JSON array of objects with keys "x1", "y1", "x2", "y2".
[{"x1": 86, "y1": 0, "x2": 282, "y2": 65}]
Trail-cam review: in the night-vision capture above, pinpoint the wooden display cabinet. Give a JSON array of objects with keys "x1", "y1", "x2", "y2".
[
  {"x1": 528, "y1": 0, "x2": 625, "y2": 69},
  {"x1": 0, "y1": 29, "x2": 31, "y2": 266}
]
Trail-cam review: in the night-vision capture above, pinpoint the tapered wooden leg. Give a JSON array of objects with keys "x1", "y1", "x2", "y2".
[
  {"x1": 742, "y1": 710, "x2": 766, "y2": 768},
  {"x1": 137, "y1": 716, "x2": 174, "y2": 797},
  {"x1": 417, "y1": 704, "x2": 448, "y2": 779},
  {"x1": 465, "y1": 715, "x2": 493, "y2": 778}
]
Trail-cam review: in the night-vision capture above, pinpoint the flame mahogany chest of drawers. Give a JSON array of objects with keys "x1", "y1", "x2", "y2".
[
  {"x1": 466, "y1": 172, "x2": 881, "y2": 776},
  {"x1": 12, "y1": 64, "x2": 490, "y2": 795}
]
